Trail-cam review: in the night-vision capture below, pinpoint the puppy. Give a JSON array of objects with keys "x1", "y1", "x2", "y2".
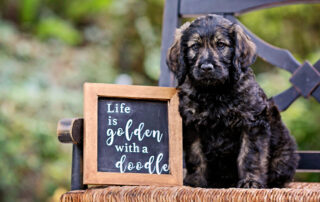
[{"x1": 167, "y1": 15, "x2": 299, "y2": 188}]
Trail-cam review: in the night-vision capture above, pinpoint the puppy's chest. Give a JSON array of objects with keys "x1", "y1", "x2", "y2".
[
  {"x1": 180, "y1": 93, "x2": 246, "y2": 128},
  {"x1": 180, "y1": 93, "x2": 244, "y2": 157},
  {"x1": 200, "y1": 127, "x2": 242, "y2": 157}
]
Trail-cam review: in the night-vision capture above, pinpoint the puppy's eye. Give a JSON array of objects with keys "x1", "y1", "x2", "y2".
[
  {"x1": 217, "y1": 42, "x2": 226, "y2": 49},
  {"x1": 191, "y1": 44, "x2": 199, "y2": 51}
]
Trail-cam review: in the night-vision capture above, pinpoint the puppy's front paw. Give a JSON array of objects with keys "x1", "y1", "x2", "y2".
[
  {"x1": 184, "y1": 173, "x2": 207, "y2": 187},
  {"x1": 237, "y1": 179, "x2": 265, "y2": 188}
]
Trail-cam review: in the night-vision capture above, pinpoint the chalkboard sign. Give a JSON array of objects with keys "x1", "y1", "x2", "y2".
[
  {"x1": 97, "y1": 98, "x2": 170, "y2": 174},
  {"x1": 83, "y1": 83, "x2": 182, "y2": 186}
]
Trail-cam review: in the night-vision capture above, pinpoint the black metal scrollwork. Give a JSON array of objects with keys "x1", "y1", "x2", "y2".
[{"x1": 226, "y1": 15, "x2": 320, "y2": 111}]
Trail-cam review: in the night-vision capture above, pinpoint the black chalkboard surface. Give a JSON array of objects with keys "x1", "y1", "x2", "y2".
[
  {"x1": 97, "y1": 98, "x2": 170, "y2": 174},
  {"x1": 83, "y1": 83, "x2": 182, "y2": 186}
]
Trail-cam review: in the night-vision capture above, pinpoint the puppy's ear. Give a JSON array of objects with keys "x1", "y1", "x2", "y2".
[
  {"x1": 166, "y1": 22, "x2": 190, "y2": 85},
  {"x1": 231, "y1": 24, "x2": 256, "y2": 72}
]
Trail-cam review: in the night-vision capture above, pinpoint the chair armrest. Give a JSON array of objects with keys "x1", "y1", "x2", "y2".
[{"x1": 57, "y1": 118, "x2": 83, "y2": 144}]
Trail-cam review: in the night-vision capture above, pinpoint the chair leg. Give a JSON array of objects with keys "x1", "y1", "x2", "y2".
[{"x1": 71, "y1": 143, "x2": 87, "y2": 190}]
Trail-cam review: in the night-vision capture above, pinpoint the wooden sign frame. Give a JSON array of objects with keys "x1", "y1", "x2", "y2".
[{"x1": 83, "y1": 83, "x2": 183, "y2": 186}]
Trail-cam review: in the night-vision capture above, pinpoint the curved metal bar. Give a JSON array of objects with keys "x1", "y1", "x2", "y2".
[
  {"x1": 314, "y1": 59, "x2": 320, "y2": 72},
  {"x1": 312, "y1": 87, "x2": 320, "y2": 102},
  {"x1": 298, "y1": 151, "x2": 320, "y2": 171},
  {"x1": 71, "y1": 144, "x2": 87, "y2": 190},
  {"x1": 312, "y1": 59, "x2": 320, "y2": 102},
  {"x1": 226, "y1": 15, "x2": 301, "y2": 74},
  {"x1": 272, "y1": 86, "x2": 300, "y2": 111},
  {"x1": 180, "y1": 0, "x2": 320, "y2": 17},
  {"x1": 159, "y1": 0, "x2": 180, "y2": 87}
]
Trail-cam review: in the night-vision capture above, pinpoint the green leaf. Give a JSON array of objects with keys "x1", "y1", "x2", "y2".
[
  {"x1": 21, "y1": 0, "x2": 41, "y2": 25},
  {"x1": 36, "y1": 17, "x2": 82, "y2": 45},
  {"x1": 66, "y1": 0, "x2": 112, "y2": 20}
]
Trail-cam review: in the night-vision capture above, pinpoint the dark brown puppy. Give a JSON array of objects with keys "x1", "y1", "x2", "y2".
[{"x1": 167, "y1": 15, "x2": 299, "y2": 188}]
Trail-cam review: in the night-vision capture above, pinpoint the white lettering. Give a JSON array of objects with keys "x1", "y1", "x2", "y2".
[
  {"x1": 106, "y1": 103, "x2": 131, "y2": 114},
  {"x1": 115, "y1": 145, "x2": 124, "y2": 152},
  {"x1": 115, "y1": 155, "x2": 127, "y2": 173},
  {"x1": 106, "y1": 120, "x2": 163, "y2": 146},
  {"x1": 114, "y1": 154, "x2": 169, "y2": 174}
]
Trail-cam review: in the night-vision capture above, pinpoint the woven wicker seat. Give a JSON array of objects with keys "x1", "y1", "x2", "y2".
[{"x1": 61, "y1": 183, "x2": 320, "y2": 202}]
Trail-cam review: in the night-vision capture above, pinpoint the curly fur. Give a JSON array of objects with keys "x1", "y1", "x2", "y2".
[{"x1": 167, "y1": 14, "x2": 299, "y2": 188}]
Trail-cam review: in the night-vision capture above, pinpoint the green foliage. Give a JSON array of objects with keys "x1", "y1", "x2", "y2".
[
  {"x1": 0, "y1": 19, "x2": 116, "y2": 201},
  {"x1": 65, "y1": 0, "x2": 112, "y2": 21},
  {"x1": 36, "y1": 17, "x2": 82, "y2": 45},
  {"x1": 21, "y1": 0, "x2": 41, "y2": 25}
]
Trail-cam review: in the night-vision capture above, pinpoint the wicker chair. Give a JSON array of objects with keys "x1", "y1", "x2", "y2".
[{"x1": 59, "y1": 0, "x2": 320, "y2": 201}]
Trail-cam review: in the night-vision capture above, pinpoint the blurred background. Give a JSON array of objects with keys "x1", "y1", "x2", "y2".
[{"x1": 0, "y1": 0, "x2": 319, "y2": 201}]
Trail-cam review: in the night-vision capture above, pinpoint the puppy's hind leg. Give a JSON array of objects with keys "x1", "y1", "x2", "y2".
[
  {"x1": 267, "y1": 128, "x2": 299, "y2": 187},
  {"x1": 267, "y1": 147, "x2": 299, "y2": 188},
  {"x1": 267, "y1": 104, "x2": 299, "y2": 188}
]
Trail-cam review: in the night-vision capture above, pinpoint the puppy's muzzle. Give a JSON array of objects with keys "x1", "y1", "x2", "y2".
[{"x1": 200, "y1": 63, "x2": 214, "y2": 72}]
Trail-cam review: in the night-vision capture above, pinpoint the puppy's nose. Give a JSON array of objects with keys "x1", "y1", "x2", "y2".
[{"x1": 200, "y1": 63, "x2": 214, "y2": 72}]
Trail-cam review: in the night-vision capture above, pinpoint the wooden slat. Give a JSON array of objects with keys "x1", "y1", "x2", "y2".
[
  {"x1": 159, "y1": 0, "x2": 180, "y2": 87},
  {"x1": 180, "y1": 0, "x2": 320, "y2": 17}
]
